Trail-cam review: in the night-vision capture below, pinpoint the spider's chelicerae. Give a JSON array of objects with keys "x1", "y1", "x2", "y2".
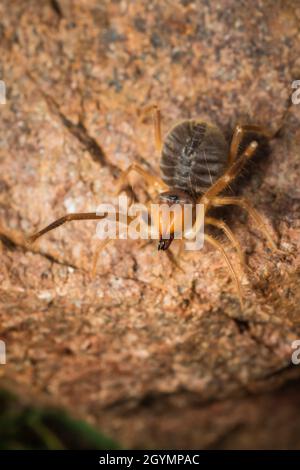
[{"x1": 29, "y1": 106, "x2": 284, "y2": 307}]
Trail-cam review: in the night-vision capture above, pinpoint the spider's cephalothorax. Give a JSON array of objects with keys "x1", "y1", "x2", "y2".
[{"x1": 28, "y1": 105, "x2": 283, "y2": 307}]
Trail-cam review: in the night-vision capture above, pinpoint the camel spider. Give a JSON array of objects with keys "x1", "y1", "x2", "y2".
[{"x1": 29, "y1": 106, "x2": 284, "y2": 307}]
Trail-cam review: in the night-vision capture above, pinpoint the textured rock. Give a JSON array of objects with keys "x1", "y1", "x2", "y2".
[{"x1": 0, "y1": 0, "x2": 299, "y2": 448}]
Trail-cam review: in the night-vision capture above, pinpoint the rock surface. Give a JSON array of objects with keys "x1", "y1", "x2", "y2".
[{"x1": 0, "y1": 0, "x2": 299, "y2": 448}]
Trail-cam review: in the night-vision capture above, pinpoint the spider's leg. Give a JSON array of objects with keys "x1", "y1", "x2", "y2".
[
  {"x1": 115, "y1": 162, "x2": 168, "y2": 196},
  {"x1": 139, "y1": 104, "x2": 163, "y2": 152},
  {"x1": 92, "y1": 239, "x2": 113, "y2": 277},
  {"x1": 198, "y1": 141, "x2": 258, "y2": 212},
  {"x1": 229, "y1": 124, "x2": 271, "y2": 164},
  {"x1": 204, "y1": 233, "x2": 243, "y2": 308},
  {"x1": 165, "y1": 241, "x2": 186, "y2": 273},
  {"x1": 177, "y1": 238, "x2": 186, "y2": 259},
  {"x1": 152, "y1": 105, "x2": 163, "y2": 152},
  {"x1": 115, "y1": 105, "x2": 166, "y2": 198},
  {"x1": 229, "y1": 94, "x2": 294, "y2": 158},
  {"x1": 150, "y1": 104, "x2": 162, "y2": 152},
  {"x1": 211, "y1": 196, "x2": 285, "y2": 254},
  {"x1": 205, "y1": 216, "x2": 246, "y2": 269}
]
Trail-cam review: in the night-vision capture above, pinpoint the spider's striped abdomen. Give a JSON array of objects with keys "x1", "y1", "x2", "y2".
[{"x1": 160, "y1": 120, "x2": 229, "y2": 196}]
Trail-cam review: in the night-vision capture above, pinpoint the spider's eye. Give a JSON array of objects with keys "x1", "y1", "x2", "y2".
[
  {"x1": 168, "y1": 194, "x2": 179, "y2": 202},
  {"x1": 159, "y1": 190, "x2": 193, "y2": 205}
]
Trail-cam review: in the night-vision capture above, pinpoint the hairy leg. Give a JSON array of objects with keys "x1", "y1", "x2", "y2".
[
  {"x1": 211, "y1": 196, "x2": 284, "y2": 254},
  {"x1": 165, "y1": 239, "x2": 186, "y2": 273},
  {"x1": 204, "y1": 233, "x2": 243, "y2": 308},
  {"x1": 152, "y1": 105, "x2": 163, "y2": 152},
  {"x1": 165, "y1": 248, "x2": 185, "y2": 273},
  {"x1": 91, "y1": 239, "x2": 112, "y2": 277},
  {"x1": 140, "y1": 104, "x2": 163, "y2": 152},
  {"x1": 205, "y1": 216, "x2": 246, "y2": 268},
  {"x1": 229, "y1": 124, "x2": 271, "y2": 164},
  {"x1": 115, "y1": 162, "x2": 168, "y2": 196},
  {"x1": 199, "y1": 141, "x2": 258, "y2": 212}
]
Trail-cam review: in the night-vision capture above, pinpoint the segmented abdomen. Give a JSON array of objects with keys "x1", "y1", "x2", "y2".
[{"x1": 160, "y1": 120, "x2": 229, "y2": 196}]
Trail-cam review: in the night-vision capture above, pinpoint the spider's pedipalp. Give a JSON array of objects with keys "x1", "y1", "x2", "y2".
[{"x1": 27, "y1": 212, "x2": 106, "y2": 244}]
